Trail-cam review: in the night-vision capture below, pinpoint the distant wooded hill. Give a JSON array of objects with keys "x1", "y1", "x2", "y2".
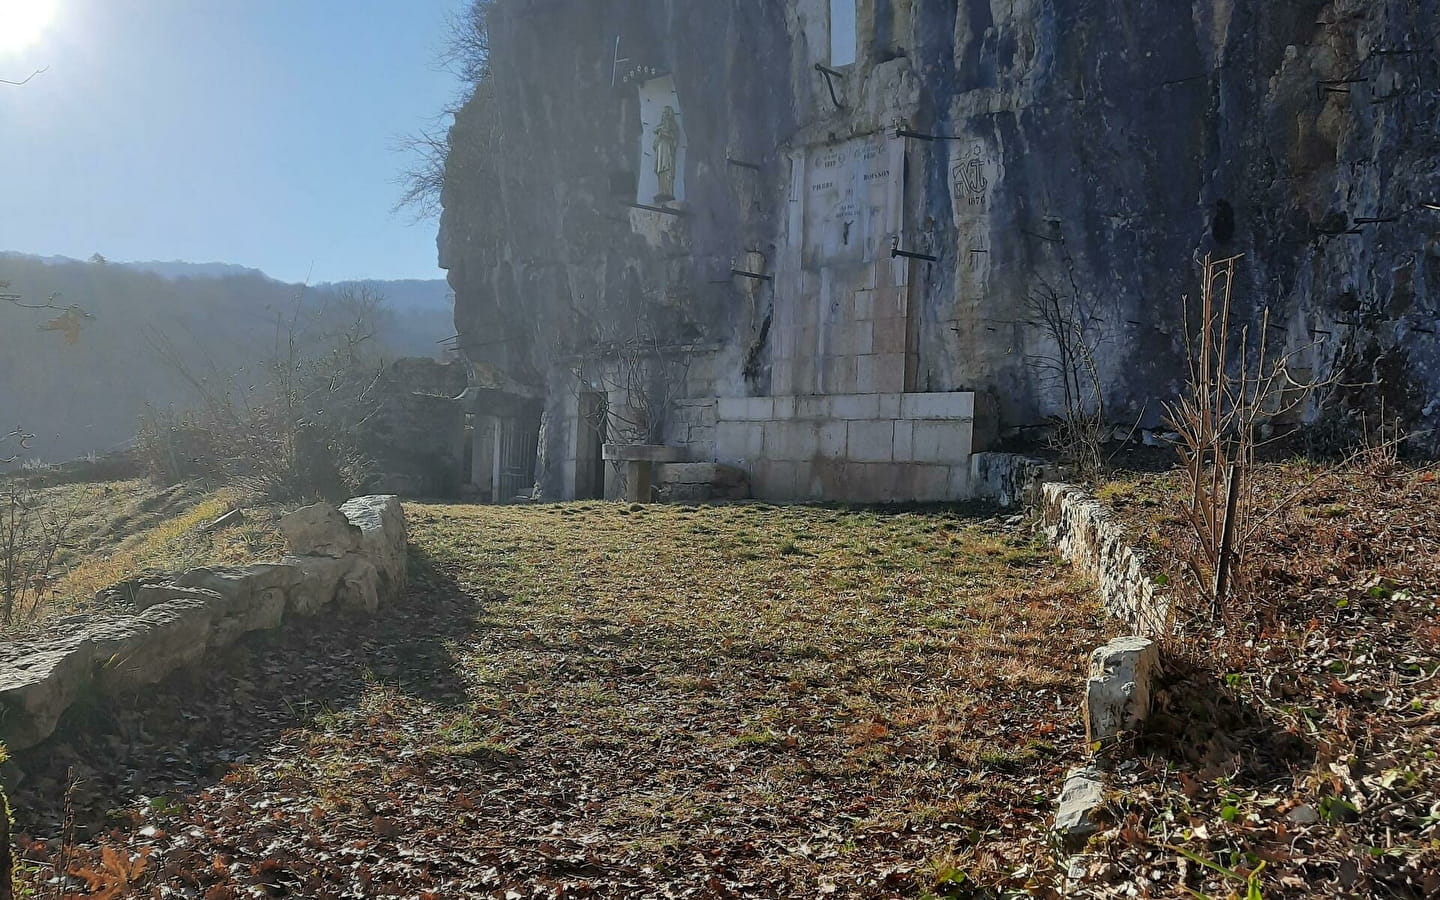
[{"x1": 0, "y1": 253, "x2": 455, "y2": 464}]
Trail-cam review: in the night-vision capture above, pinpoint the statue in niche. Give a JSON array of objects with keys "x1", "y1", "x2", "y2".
[{"x1": 652, "y1": 105, "x2": 680, "y2": 203}]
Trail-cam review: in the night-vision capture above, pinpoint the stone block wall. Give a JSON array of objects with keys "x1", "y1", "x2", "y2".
[
  {"x1": 715, "y1": 392, "x2": 980, "y2": 502},
  {"x1": 0, "y1": 496, "x2": 408, "y2": 753},
  {"x1": 362, "y1": 358, "x2": 468, "y2": 497},
  {"x1": 668, "y1": 399, "x2": 718, "y2": 461},
  {"x1": 772, "y1": 271, "x2": 916, "y2": 398}
]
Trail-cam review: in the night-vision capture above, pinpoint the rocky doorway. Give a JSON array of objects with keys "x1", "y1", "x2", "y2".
[{"x1": 575, "y1": 391, "x2": 608, "y2": 500}]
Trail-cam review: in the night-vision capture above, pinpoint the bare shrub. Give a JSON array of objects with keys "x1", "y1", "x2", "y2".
[
  {"x1": 1165, "y1": 254, "x2": 1331, "y2": 625},
  {"x1": 394, "y1": 0, "x2": 496, "y2": 219},
  {"x1": 0, "y1": 482, "x2": 79, "y2": 625},
  {"x1": 1024, "y1": 281, "x2": 1108, "y2": 478},
  {"x1": 139, "y1": 286, "x2": 386, "y2": 502}
]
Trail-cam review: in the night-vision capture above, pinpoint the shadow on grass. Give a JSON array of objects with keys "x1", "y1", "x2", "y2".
[
  {"x1": 1136, "y1": 655, "x2": 1315, "y2": 785},
  {"x1": 10, "y1": 545, "x2": 484, "y2": 838}
]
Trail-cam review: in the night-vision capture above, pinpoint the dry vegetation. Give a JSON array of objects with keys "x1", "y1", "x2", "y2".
[
  {"x1": 1080, "y1": 458, "x2": 1440, "y2": 898},
  {"x1": 15, "y1": 501, "x2": 1106, "y2": 898},
  {"x1": 0, "y1": 477, "x2": 284, "y2": 633}
]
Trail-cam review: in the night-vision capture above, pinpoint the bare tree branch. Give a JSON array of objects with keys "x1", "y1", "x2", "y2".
[
  {"x1": 393, "y1": 0, "x2": 497, "y2": 220},
  {"x1": 0, "y1": 66, "x2": 47, "y2": 86}
]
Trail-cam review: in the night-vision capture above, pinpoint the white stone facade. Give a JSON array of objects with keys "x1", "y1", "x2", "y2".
[{"x1": 714, "y1": 392, "x2": 981, "y2": 503}]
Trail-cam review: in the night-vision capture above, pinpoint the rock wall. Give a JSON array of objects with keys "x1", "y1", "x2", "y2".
[
  {"x1": 439, "y1": 0, "x2": 1440, "y2": 500},
  {"x1": 0, "y1": 496, "x2": 407, "y2": 753},
  {"x1": 360, "y1": 358, "x2": 469, "y2": 497}
]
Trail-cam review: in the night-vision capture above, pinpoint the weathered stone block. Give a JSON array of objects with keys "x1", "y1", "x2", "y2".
[
  {"x1": 873, "y1": 355, "x2": 907, "y2": 393},
  {"x1": 716, "y1": 397, "x2": 750, "y2": 421},
  {"x1": 1042, "y1": 483, "x2": 1173, "y2": 634},
  {"x1": 92, "y1": 598, "x2": 215, "y2": 693},
  {"x1": 970, "y1": 452, "x2": 1053, "y2": 508},
  {"x1": 790, "y1": 354, "x2": 818, "y2": 393},
  {"x1": 852, "y1": 289, "x2": 874, "y2": 320},
  {"x1": 0, "y1": 630, "x2": 94, "y2": 751},
  {"x1": 279, "y1": 555, "x2": 344, "y2": 616},
  {"x1": 673, "y1": 398, "x2": 718, "y2": 428},
  {"x1": 830, "y1": 394, "x2": 880, "y2": 420},
  {"x1": 335, "y1": 495, "x2": 406, "y2": 606},
  {"x1": 846, "y1": 463, "x2": 902, "y2": 503},
  {"x1": 817, "y1": 421, "x2": 847, "y2": 458},
  {"x1": 279, "y1": 502, "x2": 362, "y2": 558},
  {"x1": 872, "y1": 316, "x2": 908, "y2": 354},
  {"x1": 853, "y1": 354, "x2": 878, "y2": 394},
  {"x1": 890, "y1": 257, "x2": 910, "y2": 289},
  {"x1": 911, "y1": 465, "x2": 951, "y2": 501},
  {"x1": 655, "y1": 463, "x2": 749, "y2": 501},
  {"x1": 753, "y1": 460, "x2": 799, "y2": 500},
  {"x1": 176, "y1": 564, "x2": 302, "y2": 624},
  {"x1": 876, "y1": 393, "x2": 902, "y2": 418},
  {"x1": 824, "y1": 355, "x2": 856, "y2": 393},
  {"x1": 765, "y1": 421, "x2": 818, "y2": 461},
  {"x1": 1054, "y1": 766, "x2": 1106, "y2": 847},
  {"x1": 850, "y1": 320, "x2": 874, "y2": 355},
  {"x1": 744, "y1": 397, "x2": 776, "y2": 420},
  {"x1": 892, "y1": 419, "x2": 915, "y2": 461},
  {"x1": 912, "y1": 420, "x2": 972, "y2": 464},
  {"x1": 716, "y1": 422, "x2": 762, "y2": 461},
  {"x1": 284, "y1": 554, "x2": 382, "y2": 614},
  {"x1": 686, "y1": 426, "x2": 716, "y2": 456},
  {"x1": 795, "y1": 394, "x2": 830, "y2": 419},
  {"x1": 0, "y1": 493, "x2": 410, "y2": 753},
  {"x1": 946, "y1": 464, "x2": 972, "y2": 499},
  {"x1": 773, "y1": 324, "x2": 796, "y2": 358},
  {"x1": 847, "y1": 420, "x2": 895, "y2": 462},
  {"x1": 900, "y1": 392, "x2": 974, "y2": 420},
  {"x1": 771, "y1": 364, "x2": 795, "y2": 396},
  {"x1": 131, "y1": 583, "x2": 227, "y2": 614},
  {"x1": 870, "y1": 284, "x2": 905, "y2": 319},
  {"x1": 1084, "y1": 636, "x2": 1160, "y2": 747}
]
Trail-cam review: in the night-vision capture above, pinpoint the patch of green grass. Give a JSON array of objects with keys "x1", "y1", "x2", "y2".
[
  {"x1": 1094, "y1": 480, "x2": 1141, "y2": 503},
  {"x1": 731, "y1": 730, "x2": 781, "y2": 748}
]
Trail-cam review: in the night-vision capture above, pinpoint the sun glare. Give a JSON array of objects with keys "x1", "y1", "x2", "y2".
[{"x1": 0, "y1": 0, "x2": 58, "y2": 55}]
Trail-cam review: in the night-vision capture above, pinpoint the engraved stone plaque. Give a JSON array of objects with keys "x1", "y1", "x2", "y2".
[{"x1": 800, "y1": 134, "x2": 901, "y2": 268}]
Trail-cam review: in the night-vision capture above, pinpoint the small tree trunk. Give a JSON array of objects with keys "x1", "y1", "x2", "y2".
[{"x1": 1212, "y1": 461, "x2": 1241, "y2": 618}]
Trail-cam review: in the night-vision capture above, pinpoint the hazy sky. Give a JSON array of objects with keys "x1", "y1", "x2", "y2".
[{"x1": 0, "y1": 0, "x2": 461, "y2": 283}]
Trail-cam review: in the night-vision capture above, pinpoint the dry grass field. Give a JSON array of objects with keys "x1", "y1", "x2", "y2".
[{"x1": 16, "y1": 499, "x2": 1106, "y2": 898}]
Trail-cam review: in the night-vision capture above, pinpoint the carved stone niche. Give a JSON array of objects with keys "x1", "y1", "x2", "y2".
[{"x1": 636, "y1": 74, "x2": 687, "y2": 207}]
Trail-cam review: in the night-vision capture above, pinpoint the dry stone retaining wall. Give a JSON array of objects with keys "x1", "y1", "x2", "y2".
[
  {"x1": 972, "y1": 452, "x2": 1170, "y2": 850},
  {"x1": 0, "y1": 495, "x2": 407, "y2": 753},
  {"x1": 971, "y1": 453, "x2": 1171, "y2": 636},
  {"x1": 1039, "y1": 483, "x2": 1172, "y2": 637}
]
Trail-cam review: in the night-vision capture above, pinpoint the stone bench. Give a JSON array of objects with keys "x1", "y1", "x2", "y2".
[{"x1": 601, "y1": 444, "x2": 686, "y2": 502}]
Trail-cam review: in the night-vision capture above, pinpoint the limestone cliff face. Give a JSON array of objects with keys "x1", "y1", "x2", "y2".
[
  {"x1": 439, "y1": 1, "x2": 793, "y2": 388},
  {"x1": 906, "y1": 0, "x2": 1440, "y2": 439},
  {"x1": 440, "y1": 0, "x2": 1440, "y2": 488}
]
